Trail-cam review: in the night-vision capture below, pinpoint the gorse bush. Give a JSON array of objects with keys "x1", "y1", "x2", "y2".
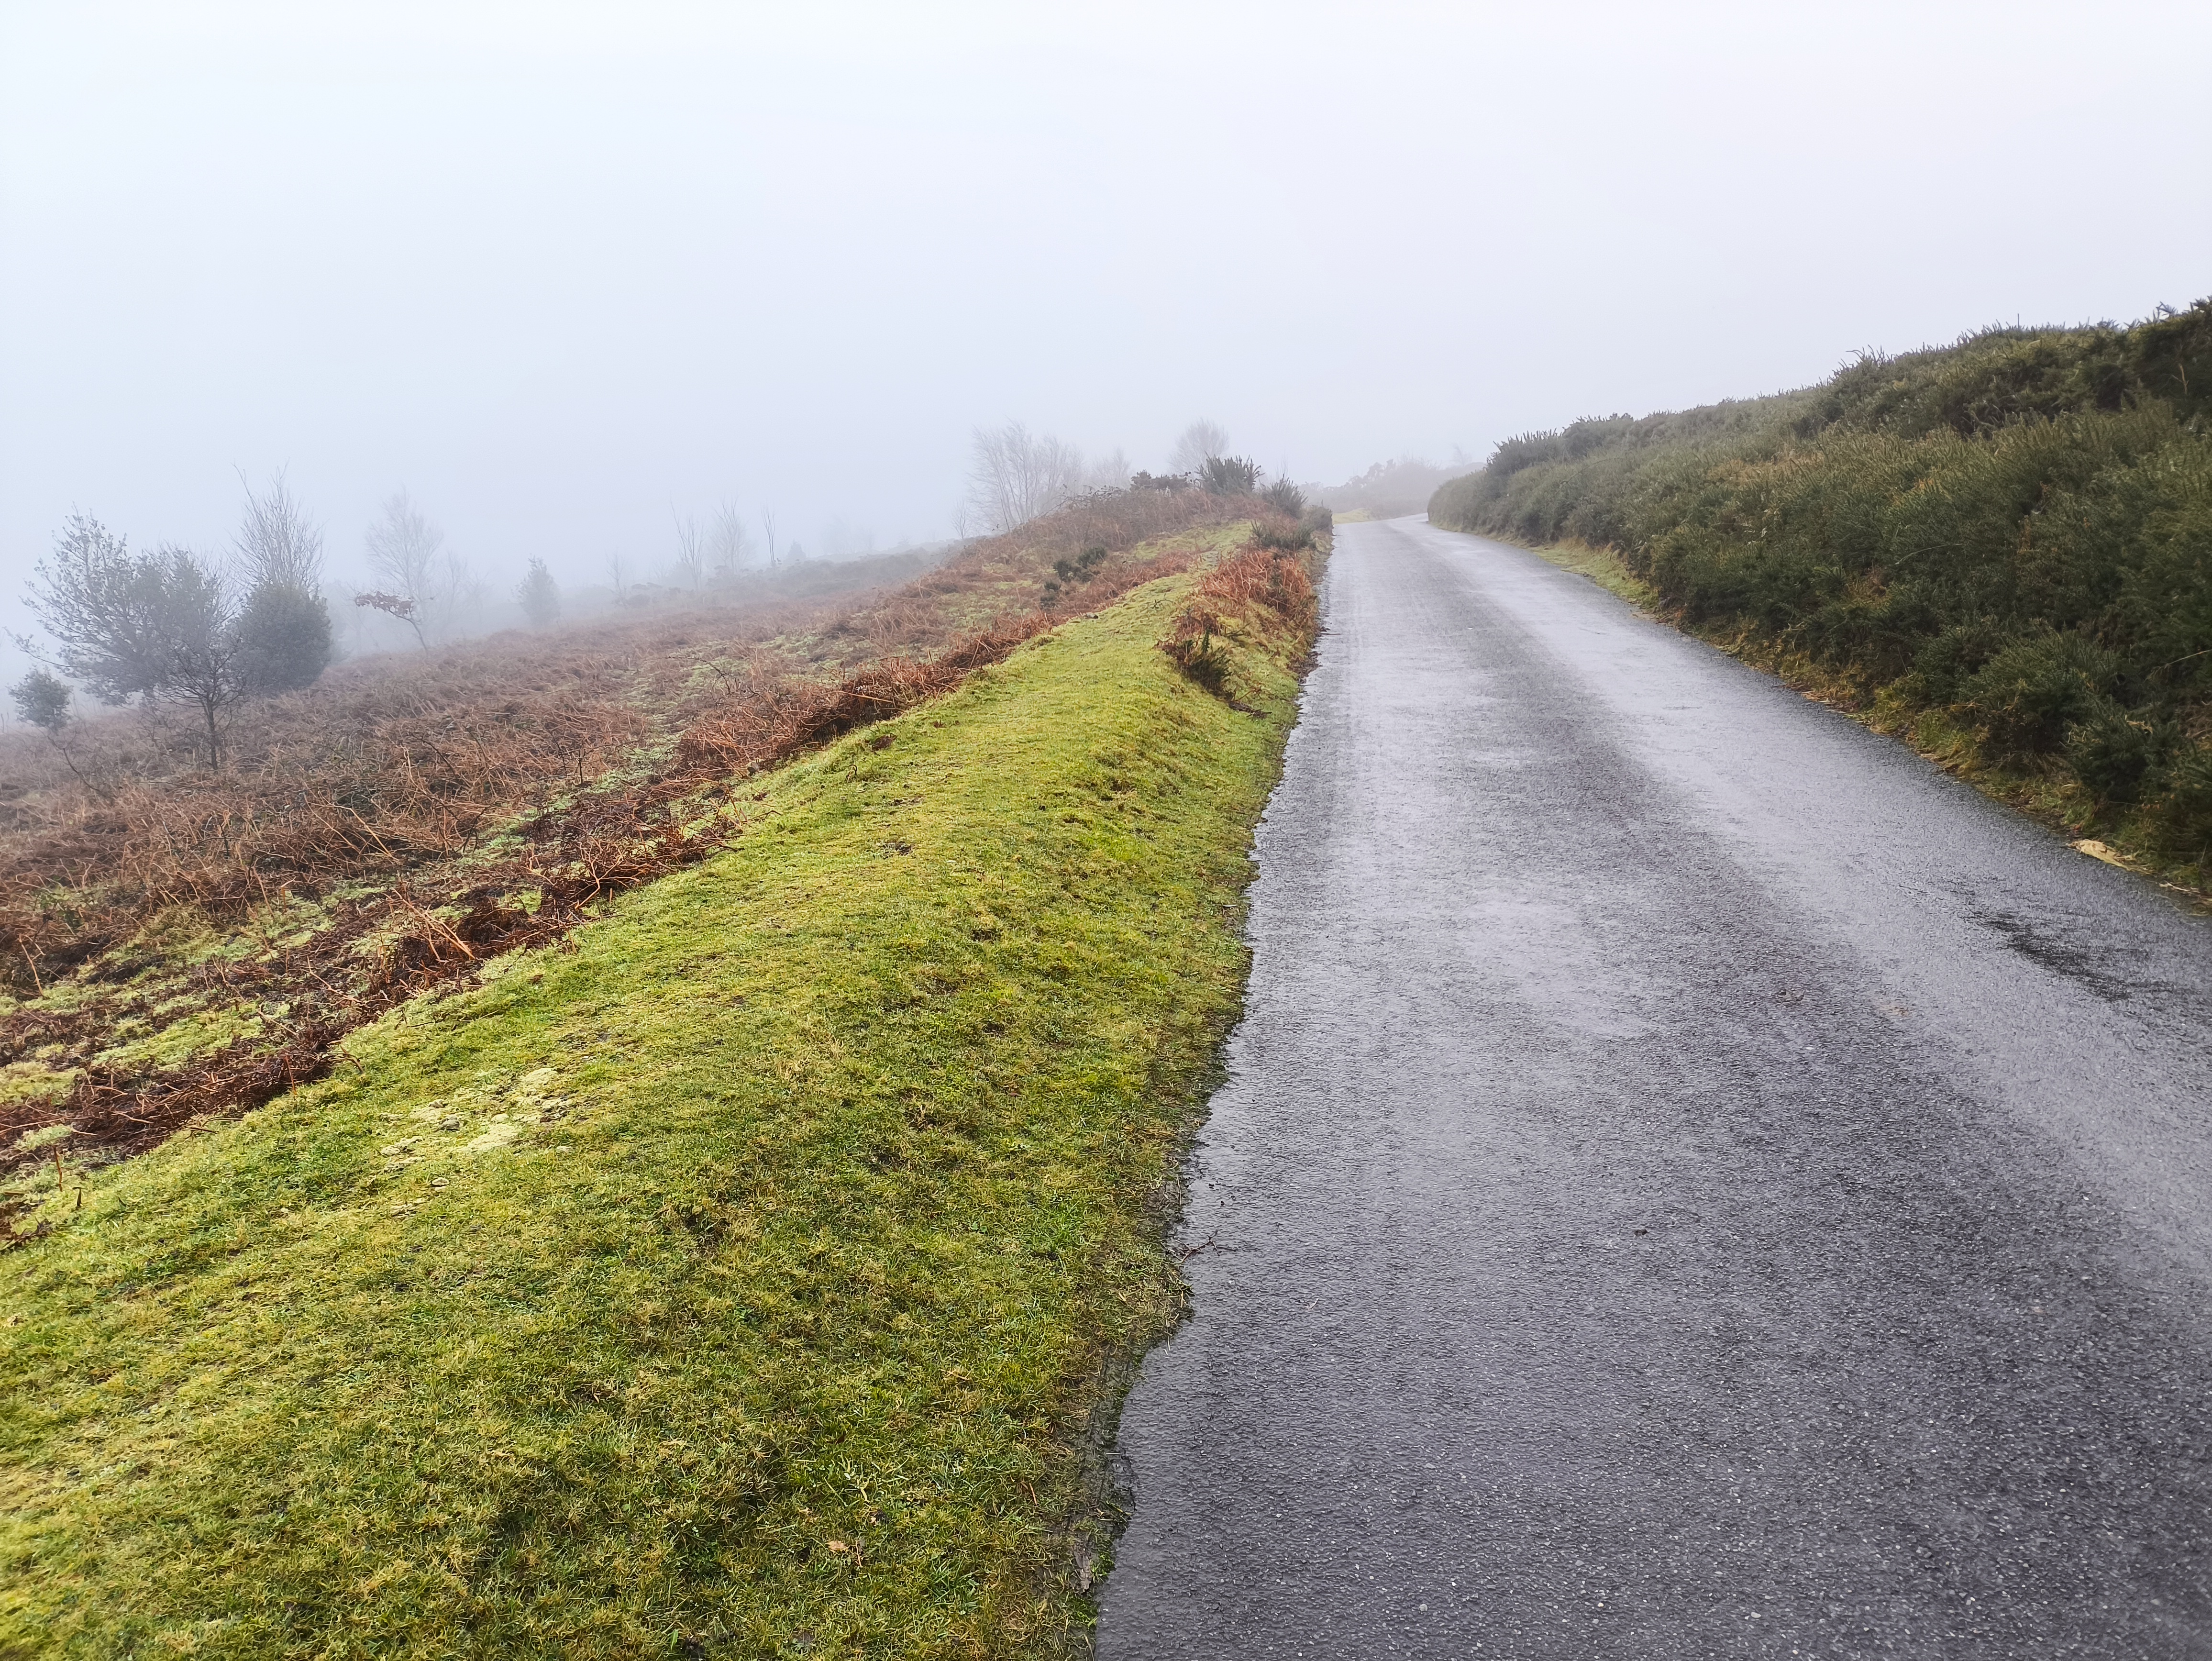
[
  {"x1": 1251, "y1": 514, "x2": 1313, "y2": 552},
  {"x1": 1431, "y1": 300, "x2": 2212, "y2": 864},
  {"x1": 1955, "y1": 631, "x2": 2121, "y2": 764},
  {"x1": 1200, "y1": 454, "x2": 1263, "y2": 496},
  {"x1": 1041, "y1": 542, "x2": 1108, "y2": 605}
]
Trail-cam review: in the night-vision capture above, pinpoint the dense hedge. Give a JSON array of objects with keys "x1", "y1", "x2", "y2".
[{"x1": 1431, "y1": 301, "x2": 2212, "y2": 863}]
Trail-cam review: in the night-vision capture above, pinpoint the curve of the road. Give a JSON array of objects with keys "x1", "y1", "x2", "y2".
[{"x1": 1095, "y1": 517, "x2": 2212, "y2": 1659}]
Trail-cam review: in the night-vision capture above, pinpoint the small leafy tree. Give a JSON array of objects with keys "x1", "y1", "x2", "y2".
[
  {"x1": 21, "y1": 515, "x2": 173, "y2": 702},
  {"x1": 22, "y1": 513, "x2": 326, "y2": 768},
  {"x1": 232, "y1": 473, "x2": 335, "y2": 690},
  {"x1": 353, "y1": 592, "x2": 420, "y2": 641},
  {"x1": 8, "y1": 668, "x2": 95, "y2": 791},
  {"x1": 152, "y1": 548, "x2": 252, "y2": 764},
  {"x1": 234, "y1": 580, "x2": 335, "y2": 693},
  {"x1": 517, "y1": 558, "x2": 561, "y2": 629},
  {"x1": 10, "y1": 669, "x2": 70, "y2": 733}
]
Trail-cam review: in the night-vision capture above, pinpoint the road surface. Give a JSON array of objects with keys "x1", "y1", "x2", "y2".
[{"x1": 1095, "y1": 518, "x2": 2212, "y2": 1658}]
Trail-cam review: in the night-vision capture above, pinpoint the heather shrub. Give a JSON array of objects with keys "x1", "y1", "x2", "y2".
[{"x1": 1429, "y1": 298, "x2": 2212, "y2": 865}]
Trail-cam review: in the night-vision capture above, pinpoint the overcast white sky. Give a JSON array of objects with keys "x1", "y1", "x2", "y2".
[{"x1": 4, "y1": 0, "x2": 2209, "y2": 613}]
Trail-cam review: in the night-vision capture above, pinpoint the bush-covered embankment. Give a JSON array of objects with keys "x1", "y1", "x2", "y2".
[
  {"x1": 0, "y1": 526, "x2": 1321, "y2": 1656},
  {"x1": 1430, "y1": 300, "x2": 2212, "y2": 886}
]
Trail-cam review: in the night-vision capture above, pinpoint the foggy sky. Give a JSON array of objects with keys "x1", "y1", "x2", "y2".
[{"x1": 4, "y1": 1, "x2": 2209, "y2": 624}]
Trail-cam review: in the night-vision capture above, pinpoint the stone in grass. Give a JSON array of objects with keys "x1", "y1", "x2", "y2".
[{"x1": 461, "y1": 1121, "x2": 526, "y2": 1155}]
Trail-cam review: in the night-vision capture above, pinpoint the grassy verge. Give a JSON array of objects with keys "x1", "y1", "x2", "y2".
[
  {"x1": 1508, "y1": 535, "x2": 2207, "y2": 903},
  {"x1": 0, "y1": 560, "x2": 1313, "y2": 1658},
  {"x1": 1512, "y1": 538, "x2": 1653, "y2": 608}
]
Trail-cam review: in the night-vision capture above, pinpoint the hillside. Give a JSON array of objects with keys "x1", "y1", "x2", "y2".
[
  {"x1": 0, "y1": 486, "x2": 1262, "y2": 1185},
  {"x1": 1430, "y1": 300, "x2": 2212, "y2": 886},
  {"x1": 0, "y1": 502, "x2": 1325, "y2": 1654}
]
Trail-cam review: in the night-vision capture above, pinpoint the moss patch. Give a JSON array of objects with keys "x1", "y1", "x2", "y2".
[{"x1": 0, "y1": 570, "x2": 1307, "y2": 1658}]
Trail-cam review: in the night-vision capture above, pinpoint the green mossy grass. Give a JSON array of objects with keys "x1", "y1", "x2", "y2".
[
  {"x1": 1515, "y1": 538, "x2": 1654, "y2": 608},
  {"x1": 0, "y1": 571, "x2": 1305, "y2": 1657}
]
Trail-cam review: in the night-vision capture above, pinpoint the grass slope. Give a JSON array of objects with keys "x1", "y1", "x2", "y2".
[
  {"x1": 0, "y1": 502, "x2": 1251, "y2": 1192},
  {"x1": 0, "y1": 569, "x2": 1305, "y2": 1658}
]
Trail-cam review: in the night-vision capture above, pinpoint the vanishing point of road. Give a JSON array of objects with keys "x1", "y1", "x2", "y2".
[{"x1": 1096, "y1": 517, "x2": 2212, "y2": 1658}]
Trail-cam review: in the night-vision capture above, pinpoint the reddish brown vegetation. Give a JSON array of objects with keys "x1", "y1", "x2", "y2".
[{"x1": 1161, "y1": 518, "x2": 1322, "y2": 697}]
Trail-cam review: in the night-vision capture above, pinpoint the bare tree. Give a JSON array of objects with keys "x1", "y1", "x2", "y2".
[
  {"x1": 605, "y1": 550, "x2": 630, "y2": 601},
  {"x1": 450, "y1": 555, "x2": 486, "y2": 634},
  {"x1": 155, "y1": 548, "x2": 252, "y2": 765},
  {"x1": 233, "y1": 470, "x2": 325, "y2": 591},
  {"x1": 965, "y1": 421, "x2": 1087, "y2": 535},
  {"x1": 360, "y1": 491, "x2": 444, "y2": 650},
  {"x1": 672, "y1": 511, "x2": 709, "y2": 592},
  {"x1": 761, "y1": 509, "x2": 779, "y2": 571},
  {"x1": 1085, "y1": 447, "x2": 1132, "y2": 492},
  {"x1": 1169, "y1": 418, "x2": 1231, "y2": 475},
  {"x1": 709, "y1": 501, "x2": 754, "y2": 576},
  {"x1": 819, "y1": 516, "x2": 875, "y2": 559}
]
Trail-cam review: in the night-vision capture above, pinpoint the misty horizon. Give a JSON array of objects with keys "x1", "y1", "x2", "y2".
[{"x1": 5, "y1": 1, "x2": 2207, "y2": 674}]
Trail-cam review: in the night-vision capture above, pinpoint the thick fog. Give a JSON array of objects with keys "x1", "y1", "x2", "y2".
[{"x1": 3, "y1": 1, "x2": 2208, "y2": 658}]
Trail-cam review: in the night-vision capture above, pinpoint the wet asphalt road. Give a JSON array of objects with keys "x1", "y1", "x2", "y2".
[{"x1": 1095, "y1": 518, "x2": 2212, "y2": 1658}]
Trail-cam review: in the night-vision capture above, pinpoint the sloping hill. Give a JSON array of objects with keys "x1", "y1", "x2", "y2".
[
  {"x1": 0, "y1": 490, "x2": 1254, "y2": 1187},
  {"x1": 0, "y1": 537, "x2": 1320, "y2": 1657}
]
